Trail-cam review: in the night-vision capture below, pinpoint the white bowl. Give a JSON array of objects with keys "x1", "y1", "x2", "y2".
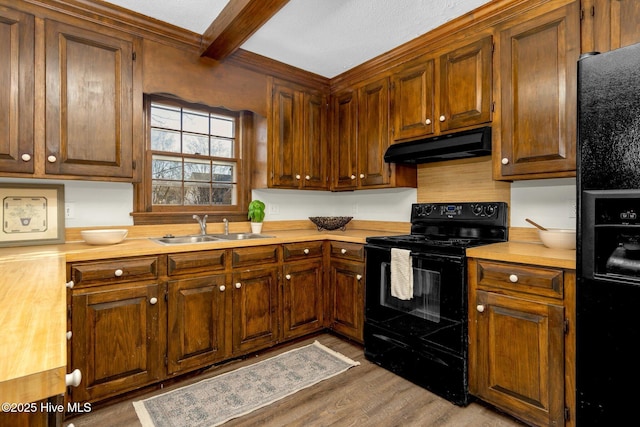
[
  {"x1": 538, "y1": 229, "x2": 576, "y2": 250},
  {"x1": 81, "y1": 229, "x2": 128, "y2": 245}
]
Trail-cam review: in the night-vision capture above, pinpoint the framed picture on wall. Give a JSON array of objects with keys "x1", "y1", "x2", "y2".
[{"x1": 0, "y1": 184, "x2": 65, "y2": 247}]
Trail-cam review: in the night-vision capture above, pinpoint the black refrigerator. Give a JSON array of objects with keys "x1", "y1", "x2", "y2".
[{"x1": 577, "y1": 41, "x2": 640, "y2": 425}]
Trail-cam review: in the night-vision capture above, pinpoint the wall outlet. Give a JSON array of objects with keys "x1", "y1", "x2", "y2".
[
  {"x1": 65, "y1": 203, "x2": 76, "y2": 219},
  {"x1": 268, "y1": 203, "x2": 280, "y2": 214},
  {"x1": 567, "y1": 199, "x2": 577, "y2": 218},
  {"x1": 352, "y1": 203, "x2": 359, "y2": 214}
]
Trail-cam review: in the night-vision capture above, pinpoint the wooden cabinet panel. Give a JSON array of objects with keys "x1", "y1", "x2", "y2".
[
  {"x1": 496, "y1": 2, "x2": 579, "y2": 179},
  {"x1": 282, "y1": 241, "x2": 324, "y2": 260},
  {"x1": 391, "y1": 58, "x2": 435, "y2": 140},
  {"x1": 167, "y1": 250, "x2": 226, "y2": 276},
  {"x1": 282, "y1": 259, "x2": 324, "y2": 340},
  {"x1": 331, "y1": 89, "x2": 358, "y2": 190},
  {"x1": 0, "y1": 8, "x2": 34, "y2": 174},
  {"x1": 357, "y1": 77, "x2": 391, "y2": 187},
  {"x1": 232, "y1": 245, "x2": 279, "y2": 268},
  {"x1": 301, "y1": 91, "x2": 328, "y2": 189},
  {"x1": 70, "y1": 282, "x2": 163, "y2": 402},
  {"x1": 582, "y1": 0, "x2": 640, "y2": 53},
  {"x1": 328, "y1": 258, "x2": 364, "y2": 343},
  {"x1": 270, "y1": 82, "x2": 298, "y2": 188},
  {"x1": 329, "y1": 241, "x2": 365, "y2": 261},
  {"x1": 232, "y1": 267, "x2": 279, "y2": 354},
  {"x1": 476, "y1": 260, "x2": 564, "y2": 299},
  {"x1": 474, "y1": 290, "x2": 565, "y2": 427},
  {"x1": 44, "y1": 19, "x2": 135, "y2": 178},
  {"x1": 167, "y1": 275, "x2": 227, "y2": 374},
  {"x1": 70, "y1": 256, "x2": 161, "y2": 287}
]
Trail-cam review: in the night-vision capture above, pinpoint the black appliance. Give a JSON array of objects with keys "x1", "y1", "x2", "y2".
[
  {"x1": 383, "y1": 126, "x2": 491, "y2": 164},
  {"x1": 577, "y1": 41, "x2": 640, "y2": 425},
  {"x1": 364, "y1": 202, "x2": 508, "y2": 406}
]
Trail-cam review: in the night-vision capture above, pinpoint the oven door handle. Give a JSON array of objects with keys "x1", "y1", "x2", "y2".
[
  {"x1": 410, "y1": 251, "x2": 464, "y2": 264},
  {"x1": 372, "y1": 333, "x2": 450, "y2": 368}
]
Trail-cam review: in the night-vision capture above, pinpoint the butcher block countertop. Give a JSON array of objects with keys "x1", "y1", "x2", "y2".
[{"x1": 466, "y1": 241, "x2": 576, "y2": 270}]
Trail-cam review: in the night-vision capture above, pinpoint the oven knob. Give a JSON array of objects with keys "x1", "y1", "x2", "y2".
[
  {"x1": 472, "y1": 204, "x2": 484, "y2": 216},
  {"x1": 423, "y1": 205, "x2": 433, "y2": 215},
  {"x1": 484, "y1": 205, "x2": 497, "y2": 216}
]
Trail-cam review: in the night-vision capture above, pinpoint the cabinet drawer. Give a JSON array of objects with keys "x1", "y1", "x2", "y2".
[
  {"x1": 283, "y1": 241, "x2": 324, "y2": 260},
  {"x1": 232, "y1": 245, "x2": 279, "y2": 268},
  {"x1": 168, "y1": 250, "x2": 226, "y2": 276},
  {"x1": 476, "y1": 260, "x2": 563, "y2": 299},
  {"x1": 70, "y1": 256, "x2": 161, "y2": 287},
  {"x1": 329, "y1": 242, "x2": 364, "y2": 261}
]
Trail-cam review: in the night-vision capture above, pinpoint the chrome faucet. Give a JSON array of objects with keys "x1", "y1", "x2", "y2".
[
  {"x1": 193, "y1": 214, "x2": 208, "y2": 235},
  {"x1": 223, "y1": 218, "x2": 229, "y2": 235}
]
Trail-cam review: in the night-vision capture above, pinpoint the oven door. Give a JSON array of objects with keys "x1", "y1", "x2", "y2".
[{"x1": 364, "y1": 244, "x2": 467, "y2": 356}]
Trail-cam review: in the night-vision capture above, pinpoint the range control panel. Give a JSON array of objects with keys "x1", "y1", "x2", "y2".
[{"x1": 411, "y1": 202, "x2": 506, "y2": 221}]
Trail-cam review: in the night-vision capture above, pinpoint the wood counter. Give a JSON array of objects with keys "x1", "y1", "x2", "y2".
[{"x1": 466, "y1": 241, "x2": 576, "y2": 269}]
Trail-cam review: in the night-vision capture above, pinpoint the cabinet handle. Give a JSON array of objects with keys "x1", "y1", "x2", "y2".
[
  {"x1": 285, "y1": 274, "x2": 291, "y2": 280},
  {"x1": 501, "y1": 158, "x2": 509, "y2": 165},
  {"x1": 359, "y1": 173, "x2": 365, "y2": 179},
  {"x1": 509, "y1": 274, "x2": 518, "y2": 283},
  {"x1": 439, "y1": 115, "x2": 446, "y2": 122},
  {"x1": 295, "y1": 174, "x2": 301, "y2": 179},
  {"x1": 305, "y1": 175, "x2": 310, "y2": 180},
  {"x1": 356, "y1": 274, "x2": 362, "y2": 281},
  {"x1": 21, "y1": 153, "x2": 32, "y2": 162},
  {"x1": 66, "y1": 331, "x2": 73, "y2": 340},
  {"x1": 425, "y1": 118, "x2": 432, "y2": 125},
  {"x1": 65, "y1": 280, "x2": 74, "y2": 289},
  {"x1": 476, "y1": 304, "x2": 485, "y2": 313},
  {"x1": 350, "y1": 174, "x2": 356, "y2": 180},
  {"x1": 235, "y1": 282, "x2": 242, "y2": 289},
  {"x1": 341, "y1": 248, "x2": 347, "y2": 254},
  {"x1": 303, "y1": 248, "x2": 310, "y2": 255},
  {"x1": 114, "y1": 269, "x2": 123, "y2": 277},
  {"x1": 47, "y1": 155, "x2": 57, "y2": 163},
  {"x1": 219, "y1": 285, "x2": 226, "y2": 292},
  {"x1": 65, "y1": 369, "x2": 82, "y2": 387},
  {"x1": 149, "y1": 297, "x2": 158, "y2": 305}
]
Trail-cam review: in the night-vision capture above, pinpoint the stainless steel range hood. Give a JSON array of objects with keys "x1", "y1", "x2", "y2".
[{"x1": 384, "y1": 126, "x2": 491, "y2": 164}]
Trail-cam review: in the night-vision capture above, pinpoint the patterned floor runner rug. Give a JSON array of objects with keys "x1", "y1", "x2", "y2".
[{"x1": 133, "y1": 340, "x2": 360, "y2": 426}]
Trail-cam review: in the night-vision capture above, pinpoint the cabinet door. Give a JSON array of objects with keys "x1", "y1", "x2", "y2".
[
  {"x1": 357, "y1": 77, "x2": 391, "y2": 188},
  {"x1": 474, "y1": 290, "x2": 565, "y2": 427},
  {"x1": 391, "y1": 58, "x2": 435, "y2": 141},
  {"x1": 70, "y1": 282, "x2": 163, "y2": 402},
  {"x1": 282, "y1": 259, "x2": 324, "y2": 340},
  {"x1": 496, "y1": 2, "x2": 579, "y2": 179},
  {"x1": 44, "y1": 20, "x2": 134, "y2": 178},
  {"x1": 270, "y1": 82, "x2": 300, "y2": 188},
  {"x1": 331, "y1": 89, "x2": 358, "y2": 190},
  {"x1": 0, "y1": 8, "x2": 34, "y2": 174},
  {"x1": 328, "y1": 259, "x2": 364, "y2": 343},
  {"x1": 583, "y1": 0, "x2": 640, "y2": 53},
  {"x1": 232, "y1": 267, "x2": 279, "y2": 354},
  {"x1": 167, "y1": 275, "x2": 227, "y2": 375},
  {"x1": 439, "y1": 36, "x2": 492, "y2": 131},
  {"x1": 301, "y1": 91, "x2": 328, "y2": 189}
]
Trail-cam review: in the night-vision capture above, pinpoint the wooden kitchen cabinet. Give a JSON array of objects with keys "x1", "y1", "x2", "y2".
[
  {"x1": 390, "y1": 35, "x2": 492, "y2": 141},
  {"x1": 44, "y1": 19, "x2": 139, "y2": 180},
  {"x1": 0, "y1": 7, "x2": 34, "y2": 174},
  {"x1": 269, "y1": 78, "x2": 328, "y2": 189},
  {"x1": 331, "y1": 89, "x2": 358, "y2": 190},
  {"x1": 581, "y1": 0, "x2": 640, "y2": 53},
  {"x1": 494, "y1": 0, "x2": 580, "y2": 180},
  {"x1": 469, "y1": 258, "x2": 575, "y2": 427},
  {"x1": 282, "y1": 242, "x2": 325, "y2": 340},
  {"x1": 327, "y1": 242, "x2": 365, "y2": 343}
]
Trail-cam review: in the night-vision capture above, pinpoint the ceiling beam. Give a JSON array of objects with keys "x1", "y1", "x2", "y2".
[{"x1": 200, "y1": 0, "x2": 290, "y2": 60}]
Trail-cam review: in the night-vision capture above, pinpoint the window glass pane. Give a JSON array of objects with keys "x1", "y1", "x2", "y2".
[
  {"x1": 152, "y1": 156, "x2": 183, "y2": 180},
  {"x1": 212, "y1": 184, "x2": 236, "y2": 205},
  {"x1": 151, "y1": 129, "x2": 181, "y2": 152},
  {"x1": 184, "y1": 159, "x2": 211, "y2": 181},
  {"x1": 212, "y1": 162, "x2": 235, "y2": 183},
  {"x1": 211, "y1": 116, "x2": 234, "y2": 138},
  {"x1": 152, "y1": 180, "x2": 183, "y2": 205},
  {"x1": 211, "y1": 137, "x2": 234, "y2": 158},
  {"x1": 150, "y1": 104, "x2": 181, "y2": 130},
  {"x1": 184, "y1": 182, "x2": 211, "y2": 205},
  {"x1": 183, "y1": 109, "x2": 209, "y2": 134},
  {"x1": 183, "y1": 133, "x2": 209, "y2": 155}
]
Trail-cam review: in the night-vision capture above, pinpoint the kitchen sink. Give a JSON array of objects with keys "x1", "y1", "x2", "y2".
[
  {"x1": 151, "y1": 233, "x2": 273, "y2": 245},
  {"x1": 208, "y1": 233, "x2": 273, "y2": 240}
]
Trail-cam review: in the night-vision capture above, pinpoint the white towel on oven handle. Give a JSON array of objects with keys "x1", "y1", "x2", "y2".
[{"x1": 391, "y1": 248, "x2": 413, "y2": 300}]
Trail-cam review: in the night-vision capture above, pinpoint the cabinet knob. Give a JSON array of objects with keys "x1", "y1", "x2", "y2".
[
  {"x1": 356, "y1": 274, "x2": 362, "y2": 281},
  {"x1": 47, "y1": 155, "x2": 57, "y2": 163},
  {"x1": 235, "y1": 282, "x2": 242, "y2": 289},
  {"x1": 295, "y1": 174, "x2": 301, "y2": 179},
  {"x1": 114, "y1": 269, "x2": 123, "y2": 277},
  {"x1": 439, "y1": 115, "x2": 446, "y2": 122},
  {"x1": 501, "y1": 158, "x2": 509, "y2": 165},
  {"x1": 66, "y1": 280, "x2": 74, "y2": 289},
  {"x1": 341, "y1": 248, "x2": 347, "y2": 254},
  {"x1": 509, "y1": 274, "x2": 518, "y2": 283},
  {"x1": 425, "y1": 118, "x2": 432, "y2": 125},
  {"x1": 350, "y1": 174, "x2": 356, "y2": 180},
  {"x1": 285, "y1": 274, "x2": 291, "y2": 280},
  {"x1": 476, "y1": 304, "x2": 485, "y2": 313},
  {"x1": 66, "y1": 331, "x2": 73, "y2": 340},
  {"x1": 21, "y1": 153, "x2": 32, "y2": 162},
  {"x1": 303, "y1": 248, "x2": 310, "y2": 254},
  {"x1": 149, "y1": 297, "x2": 158, "y2": 305},
  {"x1": 219, "y1": 285, "x2": 226, "y2": 292},
  {"x1": 359, "y1": 173, "x2": 365, "y2": 179},
  {"x1": 305, "y1": 175, "x2": 310, "y2": 180},
  {"x1": 65, "y1": 369, "x2": 82, "y2": 387}
]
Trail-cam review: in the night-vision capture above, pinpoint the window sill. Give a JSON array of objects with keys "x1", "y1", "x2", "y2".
[{"x1": 131, "y1": 211, "x2": 248, "y2": 225}]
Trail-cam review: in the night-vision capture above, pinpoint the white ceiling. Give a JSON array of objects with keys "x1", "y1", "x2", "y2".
[{"x1": 103, "y1": 0, "x2": 491, "y2": 78}]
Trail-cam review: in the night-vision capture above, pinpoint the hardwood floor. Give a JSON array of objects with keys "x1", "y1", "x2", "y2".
[{"x1": 67, "y1": 334, "x2": 525, "y2": 427}]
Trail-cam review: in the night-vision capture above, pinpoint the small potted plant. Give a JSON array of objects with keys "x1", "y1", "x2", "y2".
[{"x1": 248, "y1": 199, "x2": 266, "y2": 234}]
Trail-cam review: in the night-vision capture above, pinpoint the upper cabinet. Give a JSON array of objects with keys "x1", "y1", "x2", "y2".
[
  {"x1": 45, "y1": 20, "x2": 138, "y2": 179},
  {"x1": 494, "y1": 1, "x2": 580, "y2": 180},
  {"x1": 390, "y1": 36, "x2": 493, "y2": 142},
  {"x1": 581, "y1": 0, "x2": 640, "y2": 53},
  {"x1": 268, "y1": 78, "x2": 328, "y2": 190},
  {"x1": 0, "y1": 8, "x2": 34, "y2": 174}
]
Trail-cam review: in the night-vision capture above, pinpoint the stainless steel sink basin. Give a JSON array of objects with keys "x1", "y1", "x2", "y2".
[
  {"x1": 151, "y1": 235, "x2": 222, "y2": 245},
  {"x1": 208, "y1": 233, "x2": 273, "y2": 240}
]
